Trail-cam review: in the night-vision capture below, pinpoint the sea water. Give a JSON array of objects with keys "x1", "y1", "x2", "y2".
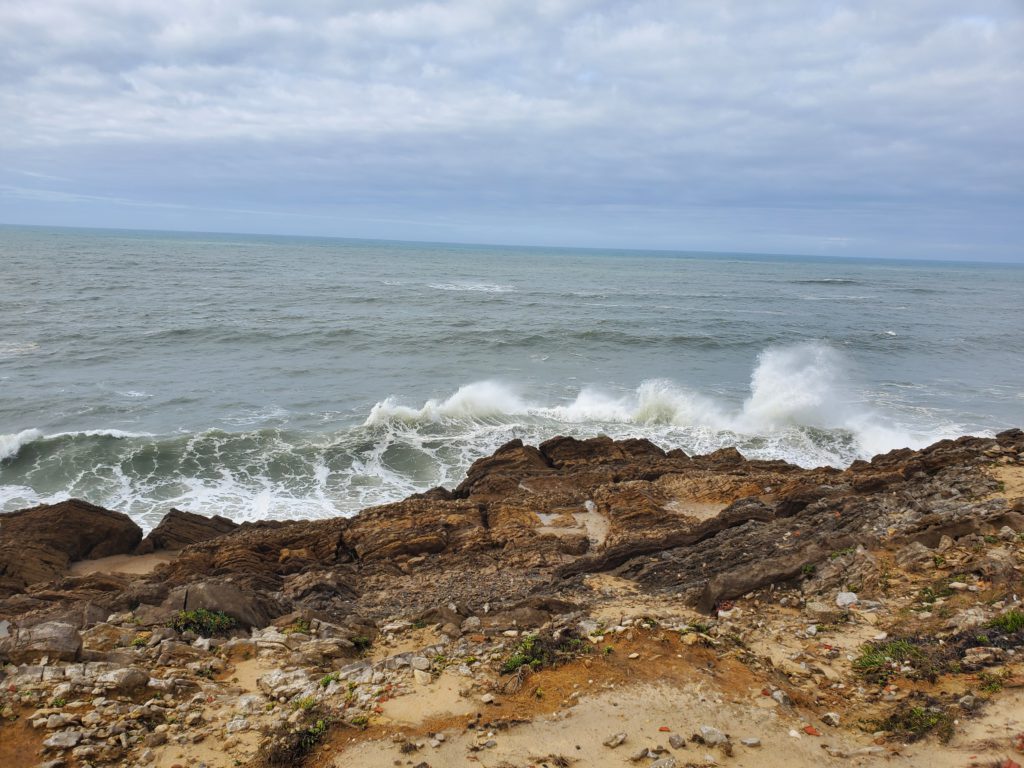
[{"x1": 1, "y1": 225, "x2": 1021, "y2": 530}]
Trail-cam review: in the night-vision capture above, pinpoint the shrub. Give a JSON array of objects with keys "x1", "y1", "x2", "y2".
[{"x1": 169, "y1": 608, "x2": 237, "y2": 637}]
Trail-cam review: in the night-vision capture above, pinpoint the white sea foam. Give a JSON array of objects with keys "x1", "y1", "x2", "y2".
[
  {"x1": 427, "y1": 281, "x2": 515, "y2": 293},
  {"x1": 364, "y1": 343, "x2": 960, "y2": 462},
  {"x1": 0, "y1": 428, "x2": 44, "y2": 461}
]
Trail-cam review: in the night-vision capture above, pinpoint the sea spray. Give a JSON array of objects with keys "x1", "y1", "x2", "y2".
[{"x1": 1, "y1": 343, "x2": 968, "y2": 529}]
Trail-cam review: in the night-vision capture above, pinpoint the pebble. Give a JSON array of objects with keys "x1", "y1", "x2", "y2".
[
  {"x1": 822, "y1": 712, "x2": 840, "y2": 727},
  {"x1": 771, "y1": 689, "x2": 792, "y2": 707},
  {"x1": 740, "y1": 737, "x2": 761, "y2": 747},
  {"x1": 480, "y1": 693, "x2": 495, "y2": 704},
  {"x1": 668, "y1": 734, "x2": 685, "y2": 749}
]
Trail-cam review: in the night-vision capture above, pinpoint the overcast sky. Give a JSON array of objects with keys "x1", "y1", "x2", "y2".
[{"x1": 1, "y1": 1, "x2": 1022, "y2": 259}]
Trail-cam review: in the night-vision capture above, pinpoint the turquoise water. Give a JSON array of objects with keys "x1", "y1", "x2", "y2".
[{"x1": 1, "y1": 225, "x2": 1021, "y2": 529}]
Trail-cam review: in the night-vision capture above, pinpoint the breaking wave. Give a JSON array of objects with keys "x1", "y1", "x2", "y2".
[{"x1": 0, "y1": 344, "x2": 967, "y2": 531}]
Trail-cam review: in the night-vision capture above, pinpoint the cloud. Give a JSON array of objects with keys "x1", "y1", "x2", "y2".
[{"x1": 0, "y1": 0, "x2": 1021, "y2": 257}]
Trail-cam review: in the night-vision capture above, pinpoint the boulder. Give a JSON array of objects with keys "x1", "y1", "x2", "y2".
[
  {"x1": 4, "y1": 621, "x2": 82, "y2": 663},
  {"x1": 135, "y1": 508, "x2": 238, "y2": 554},
  {"x1": 167, "y1": 580, "x2": 280, "y2": 629},
  {"x1": 0, "y1": 499, "x2": 142, "y2": 597}
]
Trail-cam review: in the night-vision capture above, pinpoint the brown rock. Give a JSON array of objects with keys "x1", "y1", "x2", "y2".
[
  {"x1": 135, "y1": 508, "x2": 238, "y2": 554},
  {"x1": 0, "y1": 499, "x2": 141, "y2": 597}
]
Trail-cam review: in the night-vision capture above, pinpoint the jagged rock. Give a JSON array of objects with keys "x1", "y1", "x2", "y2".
[
  {"x1": 135, "y1": 508, "x2": 238, "y2": 554},
  {"x1": 0, "y1": 499, "x2": 142, "y2": 597}
]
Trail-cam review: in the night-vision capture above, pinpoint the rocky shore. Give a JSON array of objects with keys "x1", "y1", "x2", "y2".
[{"x1": 2, "y1": 430, "x2": 1024, "y2": 768}]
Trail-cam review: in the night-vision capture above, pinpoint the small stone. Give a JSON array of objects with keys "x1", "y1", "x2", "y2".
[
  {"x1": 698, "y1": 726, "x2": 728, "y2": 746},
  {"x1": 410, "y1": 656, "x2": 430, "y2": 671},
  {"x1": 627, "y1": 652, "x2": 640, "y2": 659},
  {"x1": 603, "y1": 732, "x2": 627, "y2": 748},
  {"x1": 480, "y1": 693, "x2": 495, "y2": 704},
  {"x1": 958, "y1": 694, "x2": 978, "y2": 711},
  {"x1": 822, "y1": 712, "x2": 840, "y2": 727},
  {"x1": 835, "y1": 592, "x2": 859, "y2": 608},
  {"x1": 629, "y1": 747, "x2": 649, "y2": 761},
  {"x1": 649, "y1": 758, "x2": 677, "y2": 768},
  {"x1": 669, "y1": 734, "x2": 685, "y2": 749},
  {"x1": 740, "y1": 737, "x2": 761, "y2": 747},
  {"x1": 947, "y1": 582, "x2": 969, "y2": 591},
  {"x1": 413, "y1": 669, "x2": 432, "y2": 685},
  {"x1": 771, "y1": 689, "x2": 792, "y2": 707}
]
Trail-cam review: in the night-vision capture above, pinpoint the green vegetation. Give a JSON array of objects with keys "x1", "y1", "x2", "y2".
[
  {"x1": 131, "y1": 635, "x2": 148, "y2": 648},
  {"x1": 876, "y1": 705, "x2": 954, "y2": 743},
  {"x1": 319, "y1": 673, "x2": 339, "y2": 688},
  {"x1": 49, "y1": 698, "x2": 66, "y2": 708},
  {"x1": 978, "y1": 670, "x2": 1006, "y2": 694},
  {"x1": 830, "y1": 546, "x2": 855, "y2": 560},
  {"x1": 853, "y1": 639, "x2": 923, "y2": 682},
  {"x1": 169, "y1": 608, "x2": 237, "y2": 637},
  {"x1": 294, "y1": 696, "x2": 317, "y2": 711},
  {"x1": 352, "y1": 635, "x2": 372, "y2": 652},
  {"x1": 349, "y1": 715, "x2": 369, "y2": 727},
  {"x1": 987, "y1": 609, "x2": 1024, "y2": 633},
  {"x1": 499, "y1": 631, "x2": 591, "y2": 675},
  {"x1": 283, "y1": 618, "x2": 312, "y2": 635},
  {"x1": 801, "y1": 563, "x2": 816, "y2": 578}
]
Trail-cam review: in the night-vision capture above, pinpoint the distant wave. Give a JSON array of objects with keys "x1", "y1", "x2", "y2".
[
  {"x1": 427, "y1": 281, "x2": 515, "y2": 293},
  {"x1": 790, "y1": 278, "x2": 861, "y2": 285}
]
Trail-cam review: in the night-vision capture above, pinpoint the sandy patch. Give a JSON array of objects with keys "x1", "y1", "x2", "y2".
[
  {"x1": 988, "y1": 465, "x2": 1024, "y2": 501},
  {"x1": 70, "y1": 551, "x2": 177, "y2": 576},
  {"x1": 379, "y1": 671, "x2": 476, "y2": 725}
]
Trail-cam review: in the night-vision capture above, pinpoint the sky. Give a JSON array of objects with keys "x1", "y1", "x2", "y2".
[{"x1": 1, "y1": 1, "x2": 1022, "y2": 260}]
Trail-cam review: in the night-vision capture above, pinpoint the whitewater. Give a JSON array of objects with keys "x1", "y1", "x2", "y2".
[{"x1": 2, "y1": 226, "x2": 1021, "y2": 531}]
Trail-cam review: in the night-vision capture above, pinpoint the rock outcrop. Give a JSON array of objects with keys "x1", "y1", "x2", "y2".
[
  {"x1": 1, "y1": 430, "x2": 1023, "y2": 768},
  {"x1": 0, "y1": 499, "x2": 141, "y2": 598},
  {"x1": 134, "y1": 508, "x2": 238, "y2": 554}
]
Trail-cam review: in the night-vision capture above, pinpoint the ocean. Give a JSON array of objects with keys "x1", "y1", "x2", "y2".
[{"x1": 1, "y1": 225, "x2": 1021, "y2": 531}]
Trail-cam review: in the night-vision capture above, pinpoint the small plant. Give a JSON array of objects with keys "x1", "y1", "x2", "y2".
[
  {"x1": 854, "y1": 639, "x2": 923, "y2": 682},
  {"x1": 283, "y1": 618, "x2": 312, "y2": 635},
  {"x1": 801, "y1": 563, "x2": 816, "y2": 578},
  {"x1": 983, "y1": 534, "x2": 999, "y2": 545},
  {"x1": 131, "y1": 635, "x2": 148, "y2": 648},
  {"x1": 320, "y1": 673, "x2": 339, "y2": 688},
  {"x1": 830, "y1": 546, "x2": 855, "y2": 560},
  {"x1": 987, "y1": 609, "x2": 1024, "y2": 633},
  {"x1": 978, "y1": 670, "x2": 1006, "y2": 694},
  {"x1": 294, "y1": 696, "x2": 317, "y2": 711},
  {"x1": 169, "y1": 609, "x2": 237, "y2": 637},
  {"x1": 352, "y1": 636, "x2": 372, "y2": 652},
  {"x1": 349, "y1": 715, "x2": 369, "y2": 727},
  {"x1": 501, "y1": 634, "x2": 544, "y2": 674},
  {"x1": 933, "y1": 555, "x2": 946, "y2": 568},
  {"x1": 49, "y1": 698, "x2": 66, "y2": 708},
  {"x1": 876, "y1": 704, "x2": 954, "y2": 743},
  {"x1": 603, "y1": 645, "x2": 615, "y2": 656}
]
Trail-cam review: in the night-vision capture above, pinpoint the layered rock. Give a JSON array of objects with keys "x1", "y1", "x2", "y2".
[{"x1": 0, "y1": 499, "x2": 141, "y2": 598}]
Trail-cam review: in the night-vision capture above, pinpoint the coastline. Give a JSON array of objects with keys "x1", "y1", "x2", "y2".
[{"x1": 2, "y1": 430, "x2": 1023, "y2": 767}]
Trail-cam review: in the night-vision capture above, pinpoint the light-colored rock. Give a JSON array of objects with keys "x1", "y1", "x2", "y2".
[
  {"x1": 43, "y1": 729, "x2": 82, "y2": 750},
  {"x1": 603, "y1": 732, "x2": 627, "y2": 748},
  {"x1": 699, "y1": 725, "x2": 728, "y2": 746},
  {"x1": 835, "y1": 591, "x2": 859, "y2": 608}
]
